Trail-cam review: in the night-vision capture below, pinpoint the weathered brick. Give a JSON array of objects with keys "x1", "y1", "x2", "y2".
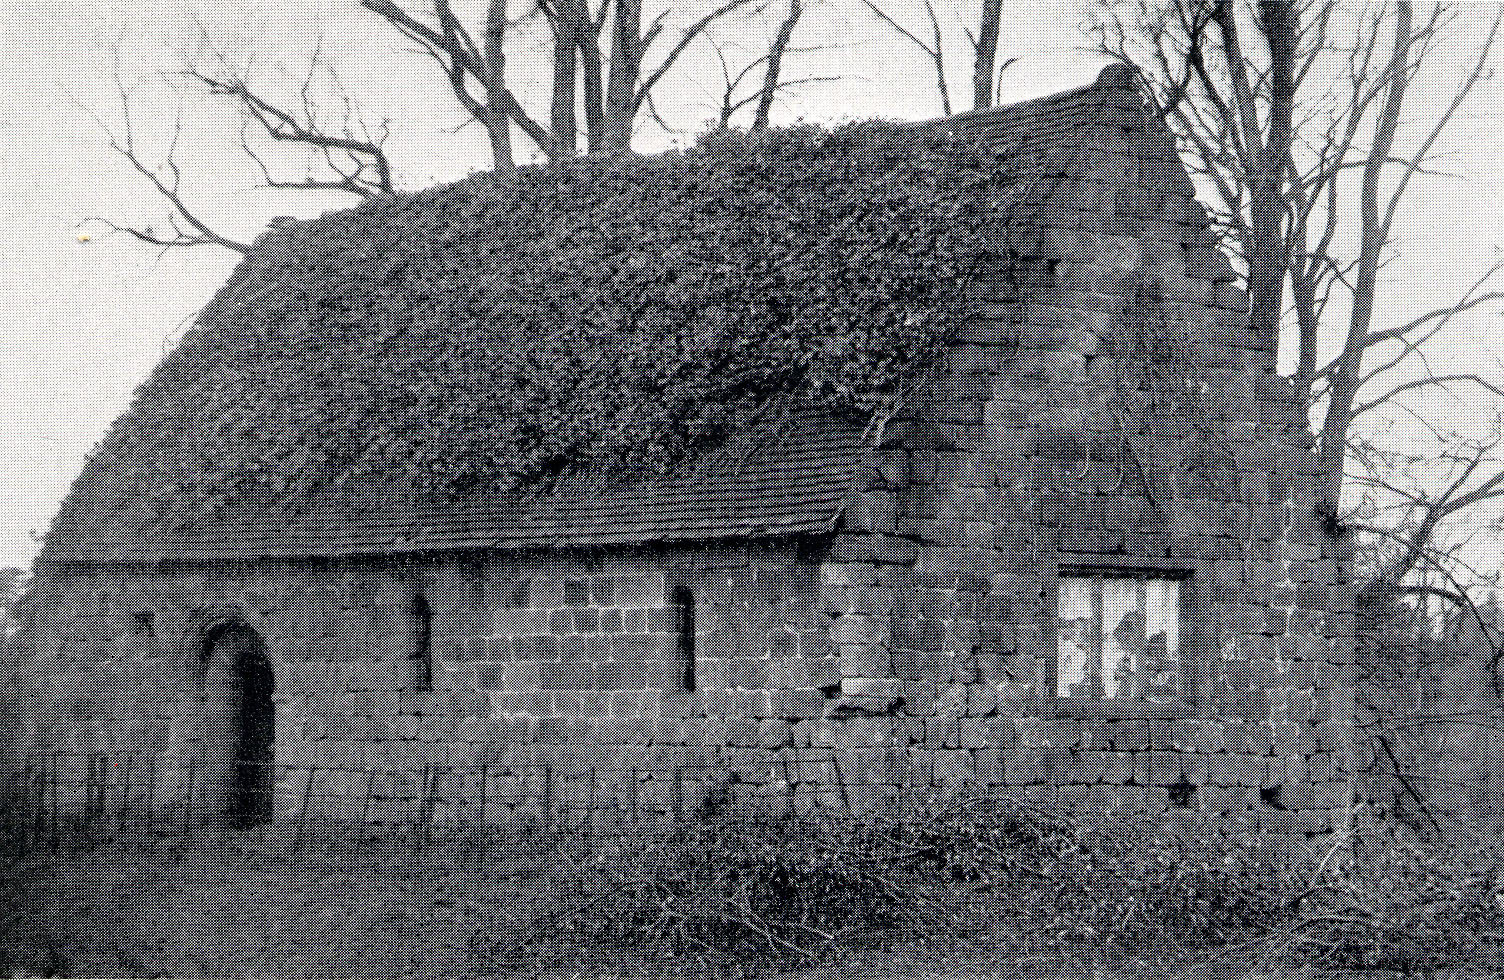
[{"x1": 1114, "y1": 719, "x2": 1150, "y2": 752}]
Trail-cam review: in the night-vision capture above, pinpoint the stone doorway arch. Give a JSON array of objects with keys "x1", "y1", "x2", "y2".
[{"x1": 201, "y1": 621, "x2": 275, "y2": 827}]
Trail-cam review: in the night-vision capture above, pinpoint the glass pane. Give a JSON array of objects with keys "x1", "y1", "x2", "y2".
[
  {"x1": 1101, "y1": 577, "x2": 1143, "y2": 699},
  {"x1": 1143, "y1": 578, "x2": 1180, "y2": 698},
  {"x1": 1056, "y1": 577, "x2": 1097, "y2": 698}
]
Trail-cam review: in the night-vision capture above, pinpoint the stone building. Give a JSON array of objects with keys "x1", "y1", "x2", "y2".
[{"x1": 10, "y1": 65, "x2": 1356, "y2": 842}]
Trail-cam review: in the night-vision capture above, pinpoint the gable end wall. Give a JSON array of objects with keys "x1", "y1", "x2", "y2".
[{"x1": 822, "y1": 77, "x2": 1358, "y2": 840}]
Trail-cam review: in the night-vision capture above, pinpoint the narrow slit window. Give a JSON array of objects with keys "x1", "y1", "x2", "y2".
[
  {"x1": 674, "y1": 586, "x2": 696, "y2": 692},
  {"x1": 1056, "y1": 571, "x2": 1182, "y2": 700},
  {"x1": 411, "y1": 594, "x2": 433, "y2": 693}
]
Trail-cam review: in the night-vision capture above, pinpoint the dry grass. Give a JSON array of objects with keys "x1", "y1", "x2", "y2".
[{"x1": 3, "y1": 802, "x2": 1503, "y2": 979}]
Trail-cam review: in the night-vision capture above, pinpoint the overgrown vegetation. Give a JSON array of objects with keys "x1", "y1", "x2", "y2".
[
  {"x1": 11, "y1": 792, "x2": 1500, "y2": 978},
  {"x1": 502, "y1": 796, "x2": 1504, "y2": 975},
  {"x1": 1354, "y1": 577, "x2": 1504, "y2": 845},
  {"x1": 62, "y1": 123, "x2": 1063, "y2": 537}
]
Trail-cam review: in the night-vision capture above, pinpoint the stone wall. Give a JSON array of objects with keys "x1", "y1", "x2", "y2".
[
  {"x1": 798, "y1": 76, "x2": 1358, "y2": 840},
  {"x1": 9, "y1": 458, "x2": 1353, "y2": 851},
  {"x1": 3, "y1": 72, "x2": 1355, "y2": 847}
]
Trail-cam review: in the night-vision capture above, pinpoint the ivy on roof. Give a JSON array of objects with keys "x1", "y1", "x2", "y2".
[{"x1": 72, "y1": 121, "x2": 1053, "y2": 527}]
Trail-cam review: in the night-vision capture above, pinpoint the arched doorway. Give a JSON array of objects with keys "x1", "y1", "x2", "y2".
[{"x1": 201, "y1": 622, "x2": 274, "y2": 827}]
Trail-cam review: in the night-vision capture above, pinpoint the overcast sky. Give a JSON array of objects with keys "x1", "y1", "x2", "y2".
[{"x1": 1, "y1": 0, "x2": 1502, "y2": 572}]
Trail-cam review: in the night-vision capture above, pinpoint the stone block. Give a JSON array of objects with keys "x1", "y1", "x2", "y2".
[
  {"x1": 1074, "y1": 750, "x2": 1109, "y2": 784},
  {"x1": 936, "y1": 681, "x2": 968, "y2": 716},
  {"x1": 844, "y1": 716, "x2": 892, "y2": 747},
  {"x1": 932, "y1": 750, "x2": 975, "y2": 787},
  {"x1": 966, "y1": 683, "x2": 998, "y2": 716},
  {"x1": 1045, "y1": 717, "x2": 1081, "y2": 749},
  {"x1": 758, "y1": 719, "x2": 790, "y2": 749},
  {"x1": 838, "y1": 677, "x2": 900, "y2": 701},
  {"x1": 1150, "y1": 751, "x2": 1184, "y2": 786},
  {"x1": 780, "y1": 687, "x2": 825, "y2": 719},
  {"x1": 812, "y1": 656, "x2": 841, "y2": 690},
  {"x1": 959, "y1": 717, "x2": 991, "y2": 749},
  {"x1": 1114, "y1": 719, "x2": 1150, "y2": 752},
  {"x1": 1042, "y1": 745, "x2": 1071, "y2": 786},
  {"x1": 892, "y1": 717, "x2": 924, "y2": 745},
  {"x1": 926, "y1": 716, "x2": 960, "y2": 749}
]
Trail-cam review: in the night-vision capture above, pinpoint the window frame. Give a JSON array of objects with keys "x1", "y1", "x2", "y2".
[{"x1": 1045, "y1": 563, "x2": 1199, "y2": 718}]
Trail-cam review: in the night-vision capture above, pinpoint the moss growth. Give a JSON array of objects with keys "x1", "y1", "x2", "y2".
[{"x1": 63, "y1": 123, "x2": 1064, "y2": 534}]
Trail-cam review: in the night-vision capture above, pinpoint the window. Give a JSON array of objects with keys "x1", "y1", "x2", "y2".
[
  {"x1": 1056, "y1": 571, "x2": 1183, "y2": 700},
  {"x1": 673, "y1": 586, "x2": 696, "y2": 691},
  {"x1": 411, "y1": 594, "x2": 433, "y2": 692}
]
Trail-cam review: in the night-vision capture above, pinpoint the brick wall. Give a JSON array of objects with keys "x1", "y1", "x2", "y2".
[{"x1": 8, "y1": 434, "x2": 1352, "y2": 852}]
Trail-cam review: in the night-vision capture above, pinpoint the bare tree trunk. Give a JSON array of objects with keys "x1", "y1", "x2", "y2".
[
  {"x1": 579, "y1": 5, "x2": 606, "y2": 154},
  {"x1": 550, "y1": 0, "x2": 582, "y2": 159},
  {"x1": 605, "y1": 0, "x2": 643, "y2": 152},
  {"x1": 1321, "y1": 0, "x2": 1412, "y2": 501},
  {"x1": 480, "y1": 0, "x2": 516, "y2": 168},
  {"x1": 1291, "y1": 264, "x2": 1319, "y2": 399},
  {"x1": 482, "y1": 107, "x2": 514, "y2": 169},
  {"x1": 1212, "y1": 0, "x2": 1295, "y2": 375},
  {"x1": 754, "y1": 0, "x2": 804, "y2": 129},
  {"x1": 972, "y1": 0, "x2": 1003, "y2": 110}
]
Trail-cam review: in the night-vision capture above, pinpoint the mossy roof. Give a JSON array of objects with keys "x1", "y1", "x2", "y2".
[{"x1": 42, "y1": 64, "x2": 1174, "y2": 565}]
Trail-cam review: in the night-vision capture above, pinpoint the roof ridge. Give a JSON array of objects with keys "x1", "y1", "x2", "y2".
[{"x1": 896, "y1": 62, "x2": 1139, "y2": 132}]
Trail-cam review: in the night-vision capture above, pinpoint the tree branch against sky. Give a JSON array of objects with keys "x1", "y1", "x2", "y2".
[
  {"x1": 1095, "y1": 0, "x2": 1504, "y2": 590},
  {"x1": 861, "y1": 0, "x2": 1016, "y2": 114},
  {"x1": 81, "y1": 0, "x2": 823, "y2": 249},
  {"x1": 707, "y1": 36, "x2": 838, "y2": 128},
  {"x1": 753, "y1": 0, "x2": 807, "y2": 128}
]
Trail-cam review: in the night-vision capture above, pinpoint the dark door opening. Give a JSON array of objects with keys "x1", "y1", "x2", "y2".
[{"x1": 204, "y1": 623, "x2": 275, "y2": 827}]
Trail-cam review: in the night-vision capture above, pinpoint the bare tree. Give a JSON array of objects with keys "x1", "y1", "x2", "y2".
[
  {"x1": 87, "y1": 0, "x2": 778, "y2": 250},
  {"x1": 753, "y1": 0, "x2": 807, "y2": 128},
  {"x1": 361, "y1": 0, "x2": 542, "y2": 167},
  {"x1": 862, "y1": 0, "x2": 1015, "y2": 114},
  {"x1": 710, "y1": 37, "x2": 838, "y2": 128},
  {"x1": 863, "y1": 0, "x2": 951, "y2": 115},
  {"x1": 1097, "y1": 0, "x2": 1504, "y2": 559},
  {"x1": 1101, "y1": 0, "x2": 1504, "y2": 833},
  {"x1": 360, "y1": 0, "x2": 756, "y2": 161}
]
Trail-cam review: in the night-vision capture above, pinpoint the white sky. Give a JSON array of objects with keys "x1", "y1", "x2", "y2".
[{"x1": 1, "y1": 0, "x2": 1502, "y2": 572}]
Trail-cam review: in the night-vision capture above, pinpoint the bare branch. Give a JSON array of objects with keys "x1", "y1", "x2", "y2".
[
  {"x1": 78, "y1": 73, "x2": 250, "y2": 254},
  {"x1": 634, "y1": 0, "x2": 759, "y2": 118},
  {"x1": 1351, "y1": 374, "x2": 1504, "y2": 422},
  {"x1": 183, "y1": 65, "x2": 395, "y2": 197},
  {"x1": 361, "y1": 0, "x2": 551, "y2": 166},
  {"x1": 1377, "y1": 10, "x2": 1501, "y2": 243},
  {"x1": 863, "y1": 0, "x2": 949, "y2": 115}
]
